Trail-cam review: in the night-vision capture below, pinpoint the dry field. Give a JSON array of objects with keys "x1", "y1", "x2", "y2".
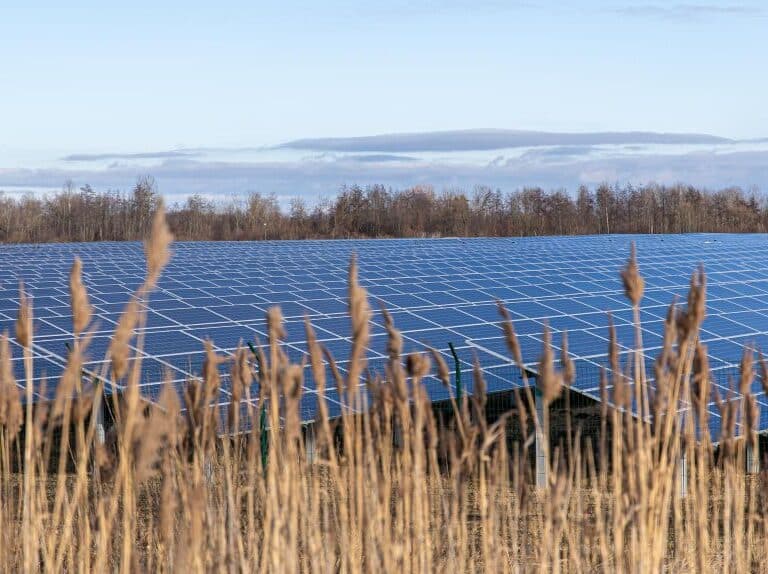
[{"x1": 0, "y1": 205, "x2": 766, "y2": 572}]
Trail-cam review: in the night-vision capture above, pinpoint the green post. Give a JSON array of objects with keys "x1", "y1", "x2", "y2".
[
  {"x1": 259, "y1": 401, "x2": 268, "y2": 472},
  {"x1": 448, "y1": 342, "x2": 463, "y2": 408},
  {"x1": 247, "y1": 341, "x2": 269, "y2": 474}
]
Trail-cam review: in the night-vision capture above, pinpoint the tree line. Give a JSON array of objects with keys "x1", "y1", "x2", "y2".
[{"x1": 1, "y1": 178, "x2": 767, "y2": 243}]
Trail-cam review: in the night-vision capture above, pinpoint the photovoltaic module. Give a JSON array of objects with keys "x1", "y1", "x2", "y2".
[{"x1": 2, "y1": 234, "x2": 768, "y2": 438}]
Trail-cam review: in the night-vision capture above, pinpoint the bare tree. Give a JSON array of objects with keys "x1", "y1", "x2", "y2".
[{"x1": 1, "y1": 180, "x2": 767, "y2": 243}]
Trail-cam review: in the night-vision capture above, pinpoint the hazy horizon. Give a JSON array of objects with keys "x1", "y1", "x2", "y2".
[{"x1": 3, "y1": 128, "x2": 768, "y2": 203}]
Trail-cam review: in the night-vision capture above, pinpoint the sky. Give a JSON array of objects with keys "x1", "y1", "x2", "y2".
[{"x1": 1, "y1": 1, "x2": 767, "y2": 201}]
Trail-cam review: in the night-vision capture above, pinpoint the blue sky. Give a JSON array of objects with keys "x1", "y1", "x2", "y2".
[{"x1": 1, "y1": 1, "x2": 767, "y2": 199}]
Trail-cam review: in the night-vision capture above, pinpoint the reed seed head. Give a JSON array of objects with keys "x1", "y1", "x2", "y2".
[
  {"x1": 739, "y1": 346, "x2": 754, "y2": 397},
  {"x1": 110, "y1": 298, "x2": 139, "y2": 380},
  {"x1": 348, "y1": 256, "x2": 372, "y2": 341},
  {"x1": 267, "y1": 306, "x2": 287, "y2": 343},
  {"x1": 16, "y1": 282, "x2": 32, "y2": 348},
  {"x1": 498, "y1": 302, "x2": 524, "y2": 368},
  {"x1": 692, "y1": 342, "x2": 710, "y2": 414},
  {"x1": 381, "y1": 307, "x2": 403, "y2": 361},
  {"x1": 560, "y1": 330, "x2": 575, "y2": 386},
  {"x1": 538, "y1": 326, "x2": 562, "y2": 405},
  {"x1": 406, "y1": 352, "x2": 431, "y2": 380},
  {"x1": 69, "y1": 257, "x2": 92, "y2": 337},
  {"x1": 429, "y1": 348, "x2": 451, "y2": 387},
  {"x1": 472, "y1": 354, "x2": 487, "y2": 410},
  {"x1": 144, "y1": 201, "x2": 173, "y2": 289},
  {"x1": 202, "y1": 340, "x2": 223, "y2": 395},
  {"x1": 686, "y1": 266, "x2": 707, "y2": 332},
  {"x1": 620, "y1": 242, "x2": 644, "y2": 306}
]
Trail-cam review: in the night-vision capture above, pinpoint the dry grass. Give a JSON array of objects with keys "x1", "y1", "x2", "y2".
[{"x1": 0, "y1": 212, "x2": 766, "y2": 572}]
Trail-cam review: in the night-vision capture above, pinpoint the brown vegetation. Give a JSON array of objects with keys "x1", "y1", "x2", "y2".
[
  {"x1": 0, "y1": 207, "x2": 767, "y2": 571},
  {"x1": 2, "y1": 178, "x2": 768, "y2": 242}
]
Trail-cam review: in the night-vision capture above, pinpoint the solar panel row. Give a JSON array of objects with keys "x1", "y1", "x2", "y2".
[{"x1": 2, "y1": 234, "x2": 768, "y2": 439}]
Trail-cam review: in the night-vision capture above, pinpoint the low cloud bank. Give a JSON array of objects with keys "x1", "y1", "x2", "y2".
[
  {"x1": 279, "y1": 129, "x2": 731, "y2": 152},
  {"x1": 4, "y1": 130, "x2": 766, "y2": 202}
]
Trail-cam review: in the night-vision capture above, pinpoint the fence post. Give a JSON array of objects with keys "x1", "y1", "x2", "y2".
[
  {"x1": 747, "y1": 438, "x2": 760, "y2": 474},
  {"x1": 95, "y1": 391, "x2": 105, "y2": 445},
  {"x1": 534, "y1": 385, "x2": 548, "y2": 489},
  {"x1": 304, "y1": 422, "x2": 316, "y2": 464},
  {"x1": 679, "y1": 449, "x2": 688, "y2": 499}
]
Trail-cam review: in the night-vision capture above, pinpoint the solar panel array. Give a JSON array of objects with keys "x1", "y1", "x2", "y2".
[{"x1": 2, "y1": 234, "x2": 768, "y2": 438}]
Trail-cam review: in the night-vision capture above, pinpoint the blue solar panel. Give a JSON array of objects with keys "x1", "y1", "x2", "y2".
[
  {"x1": 139, "y1": 331, "x2": 205, "y2": 355},
  {"x1": 302, "y1": 299, "x2": 347, "y2": 315},
  {"x1": 207, "y1": 304, "x2": 263, "y2": 322},
  {"x1": 414, "y1": 307, "x2": 477, "y2": 327},
  {"x1": 4, "y1": 234, "x2": 768, "y2": 438},
  {"x1": 187, "y1": 325, "x2": 263, "y2": 351},
  {"x1": 142, "y1": 311, "x2": 183, "y2": 329},
  {"x1": 404, "y1": 328, "x2": 461, "y2": 349}
]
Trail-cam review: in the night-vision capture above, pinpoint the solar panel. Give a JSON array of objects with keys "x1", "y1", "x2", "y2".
[{"x1": 3, "y1": 234, "x2": 768, "y2": 439}]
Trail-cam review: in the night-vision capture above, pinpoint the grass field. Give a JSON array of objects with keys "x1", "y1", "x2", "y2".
[{"x1": 0, "y1": 206, "x2": 766, "y2": 572}]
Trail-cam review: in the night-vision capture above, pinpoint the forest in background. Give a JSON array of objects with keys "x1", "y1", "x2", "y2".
[{"x1": 1, "y1": 176, "x2": 767, "y2": 243}]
